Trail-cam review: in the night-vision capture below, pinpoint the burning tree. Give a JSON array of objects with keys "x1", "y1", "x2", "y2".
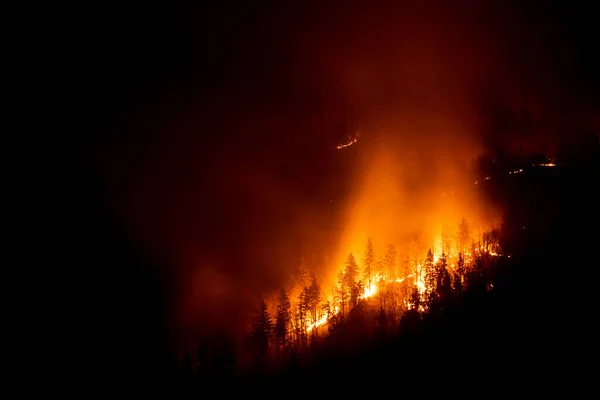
[
  {"x1": 434, "y1": 253, "x2": 452, "y2": 308},
  {"x1": 453, "y1": 252, "x2": 466, "y2": 293},
  {"x1": 241, "y1": 217, "x2": 505, "y2": 370},
  {"x1": 343, "y1": 253, "x2": 363, "y2": 310},
  {"x1": 423, "y1": 249, "x2": 436, "y2": 307},
  {"x1": 335, "y1": 270, "x2": 348, "y2": 319},
  {"x1": 305, "y1": 273, "x2": 323, "y2": 337},
  {"x1": 364, "y1": 237, "x2": 375, "y2": 289}
]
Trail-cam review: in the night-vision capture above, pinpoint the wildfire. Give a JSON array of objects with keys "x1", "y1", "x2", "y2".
[
  {"x1": 305, "y1": 243, "x2": 502, "y2": 333},
  {"x1": 363, "y1": 279, "x2": 378, "y2": 298},
  {"x1": 335, "y1": 138, "x2": 358, "y2": 150},
  {"x1": 473, "y1": 162, "x2": 558, "y2": 185},
  {"x1": 307, "y1": 314, "x2": 329, "y2": 332}
]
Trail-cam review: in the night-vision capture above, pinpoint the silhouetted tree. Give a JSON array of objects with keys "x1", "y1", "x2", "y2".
[
  {"x1": 306, "y1": 273, "x2": 323, "y2": 336},
  {"x1": 252, "y1": 301, "x2": 272, "y2": 364},
  {"x1": 453, "y1": 252, "x2": 466, "y2": 293},
  {"x1": 343, "y1": 253, "x2": 360, "y2": 311},
  {"x1": 364, "y1": 237, "x2": 375, "y2": 288},
  {"x1": 482, "y1": 228, "x2": 501, "y2": 254},
  {"x1": 297, "y1": 288, "x2": 310, "y2": 348},
  {"x1": 275, "y1": 287, "x2": 291, "y2": 357},
  {"x1": 408, "y1": 286, "x2": 422, "y2": 311},
  {"x1": 350, "y1": 279, "x2": 364, "y2": 309},
  {"x1": 335, "y1": 270, "x2": 349, "y2": 318},
  {"x1": 435, "y1": 252, "x2": 452, "y2": 306},
  {"x1": 423, "y1": 249, "x2": 436, "y2": 307},
  {"x1": 344, "y1": 253, "x2": 359, "y2": 283}
]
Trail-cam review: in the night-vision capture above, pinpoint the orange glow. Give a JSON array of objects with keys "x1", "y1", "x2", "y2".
[
  {"x1": 307, "y1": 312, "x2": 332, "y2": 332},
  {"x1": 298, "y1": 115, "x2": 502, "y2": 335},
  {"x1": 335, "y1": 134, "x2": 360, "y2": 150}
]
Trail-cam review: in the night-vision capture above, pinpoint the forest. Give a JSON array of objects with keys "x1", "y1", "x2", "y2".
[
  {"x1": 243, "y1": 218, "x2": 500, "y2": 365},
  {"x1": 162, "y1": 139, "x2": 599, "y2": 397}
]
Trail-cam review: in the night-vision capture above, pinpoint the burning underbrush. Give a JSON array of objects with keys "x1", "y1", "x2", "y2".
[{"x1": 244, "y1": 217, "x2": 503, "y2": 367}]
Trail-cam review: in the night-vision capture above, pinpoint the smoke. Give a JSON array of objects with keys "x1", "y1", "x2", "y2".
[
  {"x1": 295, "y1": 2, "x2": 504, "y2": 287},
  {"x1": 96, "y1": 1, "x2": 597, "y2": 354}
]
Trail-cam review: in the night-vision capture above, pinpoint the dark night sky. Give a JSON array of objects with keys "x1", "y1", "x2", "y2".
[{"x1": 73, "y1": 0, "x2": 597, "y2": 390}]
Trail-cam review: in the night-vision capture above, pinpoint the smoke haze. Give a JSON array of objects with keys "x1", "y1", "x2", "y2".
[{"x1": 91, "y1": 1, "x2": 598, "y2": 354}]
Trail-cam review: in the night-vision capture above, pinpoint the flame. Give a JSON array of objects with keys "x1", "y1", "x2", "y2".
[
  {"x1": 307, "y1": 314, "x2": 329, "y2": 331},
  {"x1": 335, "y1": 137, "x2": 358, "y2": 150},
  {"x1": 304, "y1": 240, "x2": 502, "y2": 333},
  {"x1": 303, "y1": 133, "x2": 507, "y2": 334},
  {"x1": 363, "y1": 279, "x2": 378, "y2": 298}
]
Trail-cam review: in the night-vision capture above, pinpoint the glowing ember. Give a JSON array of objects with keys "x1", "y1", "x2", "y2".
[{"x1": 335, "y1": 137, "x2": 358, "y2": 150}]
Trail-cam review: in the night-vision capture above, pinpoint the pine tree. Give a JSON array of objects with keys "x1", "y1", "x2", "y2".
[
  {"x1": 344, "y1": 253, "x2": 360, "y2": 310},
  {"x1": 335, "y1": 270, "x2": 348, "y2": 318},
  {"x1": 423, "y1": 248, "x2": 436, "y2": 305},
  {"x1": 253, "y1": 301, "x2": 273, "y2": 364},
  {"x1": 344, "y1": 253, "x2": 359, "y2": 283},
  {"x1": 364, "y1": 237, "x2": 375, "y2": 289},
  {"x1": 408, "y1": 286, "x2": 422, "y2": 311},
  {"x1": 454, "y1": 252, "x2": 466, "y2": 293},
  {"x1": 306, "y1": 273, "x2": 323, "y2": 336},
  {"x1": 274, "y1": 288, "x2": 291, "y2": 356},
  {"x1": 349, "y1": 279, "x2": 363, "y2": 308},
  {"x1": 435, "y1": 252, "x2": 452, "y2": 305},
  {"x1": 298, "y1": 287, "x2": 310, "y2": 347}
]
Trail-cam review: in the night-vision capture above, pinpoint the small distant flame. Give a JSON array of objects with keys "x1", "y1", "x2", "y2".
[{"x1": 335, "y1": 137, "x2": 358, "y2": 150}]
